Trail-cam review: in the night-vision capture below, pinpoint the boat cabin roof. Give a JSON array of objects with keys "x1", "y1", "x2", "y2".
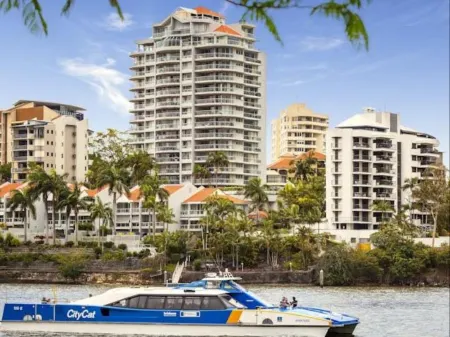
[{"x1": 73, "y1": 287, "x2": 228, "y2": 306}]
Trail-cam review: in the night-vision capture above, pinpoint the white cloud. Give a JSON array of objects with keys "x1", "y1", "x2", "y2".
[
  {"x1": 59, "y1": 58, "x2": 131, "y2": 115},
  {"x1": 102, "y1": 12, "x2": 134, "y2": 31},
  {"x1": 300, "y1": 37, "x2": 345, "y2": 51},
  {"x1": 281, "y1": 80, "x2": 305, "y2": 87}
]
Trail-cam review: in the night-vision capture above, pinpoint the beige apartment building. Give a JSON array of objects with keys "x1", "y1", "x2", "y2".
[
  {"x1": 1, "y1": 100, "x2": 89, "y2": 182},
  {"x1": 271, "y1": 103, "x2": 328, "y2": 161},
  {"x1": 129, "y1": 6, "x2": 266, "y2": 186}
]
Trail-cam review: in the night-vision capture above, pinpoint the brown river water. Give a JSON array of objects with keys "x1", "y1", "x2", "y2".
[{"x1": 0, "y1": 284, "x2": 448, "y2": 337}]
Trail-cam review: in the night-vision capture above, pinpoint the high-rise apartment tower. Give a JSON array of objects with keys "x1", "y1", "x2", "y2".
[{"x1": 129, "y1": 7, "x2": 266, "y2": 186}]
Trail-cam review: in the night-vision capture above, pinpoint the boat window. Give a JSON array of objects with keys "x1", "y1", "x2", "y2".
[
  {"x1": 110, "y1": 299, "x2": 127, "y2": 307},
  {"x1": 126, "y1": 296, "x2": 149, "y2": 308},
  {"x1": 201, "y1": 296, "x2": 226, "y2": 310},
  {"x1": 128, "y1": 296, "x2": 140, "y2": 308},
  {"x1": 146, "y1": 296, "x2": 166, "y2": 309},
  {"x1": 220, "y1": 295, "x2": 245, "y2": 309},
  {"x1": 182, "y1": 296, "x2": 202, "y2": 310},
  {"x1": 137, "y1": 296, "x2": 148, "y2": 309},
  {"x1": 165, "y1": 296, "x2": 183, "y2": 310}
]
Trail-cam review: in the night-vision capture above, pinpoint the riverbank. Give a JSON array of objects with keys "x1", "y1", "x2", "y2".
[{"x1": 0, "y1": 264, "x2": 448, "y2": 286}]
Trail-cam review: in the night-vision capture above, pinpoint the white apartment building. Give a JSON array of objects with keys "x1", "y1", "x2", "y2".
[
  {"x1": 1, "y1": 100, "x2": 89, "y2": 182},
  {"x1": 325, "y1": 108, "x2": 441, "y2": 244},
  {"x1": 271, "y1": 103, "x2": 328, "y2": 161},
  {"x1": 129, "y1": 6, "x2": 266, "y2": 186}
]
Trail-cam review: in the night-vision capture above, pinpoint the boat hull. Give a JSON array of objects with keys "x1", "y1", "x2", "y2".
[
  {"x1": 328, "y1": 323, "x2": 358, "y2": 335},
  {"x1": 0, "y1": 322, "x2": 330, "y2": 337}
]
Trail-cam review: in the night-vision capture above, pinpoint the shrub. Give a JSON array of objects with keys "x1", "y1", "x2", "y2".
[
  {"x1": 193, "y1": 259, "x2": 202, "y2": 271},
  {"x1": 118, "y1": 244, "x2": 127, "y2": 251},
  {"x1": 65, "y1": 241, "x2": 74, "y2": 248},
  {"x1": 78, "y1": 223, "x2": 94, "y2": 231},
  {"x1": 165, "y1": 264, "x2": 176, "y2": 273},
  {"x1": 103, "y1": 241, "x2": 114, "y2": 249},
  {"x1": 24, "y1": 241, "x2": 33, "y2": 246},
  {"x1": 56, "y1": 253, "x2": 87, "y2": 281},
  {"x1": 101, "y1": 250, "x2": 126, "y2": 262},
  {"x1": 3, "y1": 233, "x2": 20, "y2": 248},
  {"x1": 93, "y1": 247, "x2": 102, "y2": 258}
]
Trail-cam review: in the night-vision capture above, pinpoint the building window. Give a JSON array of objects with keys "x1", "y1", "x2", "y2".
[
  {"x1": 61, "y1": 154, "x2": 63, "y2": 158},
  {"x1": 61, "y1": 165, "x2": 63, "y2": 169}
]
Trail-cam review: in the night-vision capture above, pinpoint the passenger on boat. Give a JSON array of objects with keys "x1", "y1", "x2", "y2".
[
  {"x1": 41, "y1": 297, "x2": 49, "y2": 304},
  {"x1": 279, "y1": 297, "x2": 289, "y2": 309},
  {"x1": 291, "y1": 297, "x2": 298, "y2": 308}
]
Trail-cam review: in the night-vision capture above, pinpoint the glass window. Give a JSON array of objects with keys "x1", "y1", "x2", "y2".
[
  {"x1": 128, "y1": 296, "x2": 140, "y2": 308},
  {"x1": 201, "y1": 296, "x2": 225, "y2": 310},
  {"x1": 182, "y1": 297, "x2": 202, "y2": 310},
  {"x1": 165, "y1": 296, "x2": 183, "y2": 310},
  {"x1": 137, "y1": 296, "x2": 148, "y2": 309},
  {"x1": 146, "y1": 296, "x2": 166, "y2": 309}
]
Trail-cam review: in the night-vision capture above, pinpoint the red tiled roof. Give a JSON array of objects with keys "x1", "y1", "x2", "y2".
[
  {"x1": 86, "y1": 185, "x2": 108, "y2": 197},
  {"x1": 163, "y1": 184, "x2": 183, "y2": 195},
  {"x1": 128, "y1": 187, "x2": 141, "y2": 201},
  {"x1": 248, "y1": 210, "x2": 269, "y2": 219},
  {"x1": 214, "y1": 25, "x2": 241, "y2": 36},
  {"x1": 296, "y1": 151, "x2": 326, "y2": 161},
  {"x1": 0, "y1": 183, "x2": 22, "y2": 197},
  {"x1": 267, "y1": 157, "x2": 295, "y2": 170},
  {"x1": 183, "y1": 188, "x2": 247, "y2": 204},
  {"x1": 195, "y1": 6, "x2": 224, "y2": 18},
  {"x1": 183, "y1": 188, "x2": 216, "y2": 203}
]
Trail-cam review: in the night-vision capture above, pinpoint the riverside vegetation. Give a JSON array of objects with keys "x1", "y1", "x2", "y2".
[{"x1": 0, "y1": 129, "x2": 449, "y2": 286}]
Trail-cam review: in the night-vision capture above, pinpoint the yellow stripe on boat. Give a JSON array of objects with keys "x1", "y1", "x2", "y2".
[{"x1": 226, "y1": 310, "x2": 243, "y2": 324}]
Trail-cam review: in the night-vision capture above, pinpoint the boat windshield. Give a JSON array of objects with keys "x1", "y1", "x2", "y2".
[{"x1": 221, "y1": 294, "x2": 246, "y2": 309}]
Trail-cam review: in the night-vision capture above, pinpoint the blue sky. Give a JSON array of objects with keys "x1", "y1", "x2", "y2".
[{"x1": 0, "y1": 0, "x2": 448, "y2": 164}]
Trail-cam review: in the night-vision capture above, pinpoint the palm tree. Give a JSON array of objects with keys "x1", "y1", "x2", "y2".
[
  {"x1": 7, "y1": 188, "x2": 37, "y2": 242},
  {"x1": 291, "y1": 156, "x2": 316, "y2": 181},
  {"x1": 126, "y1": 151, "x2": 156, "y2": 185},
  {"x1": 27, "y1": 164, "x2": 54, "y2": 244},
  {"x1": 206, "y1": 152, "x2": 229, "y2": 187},
  {"x1": 97, "y1": 166, "x2": 130, "y2": 235},
  {"x1": 156, "y1": 204, "x2": 175, "y2": 263},
  {"x1": 193, "y1": 164, "x2": 211, "y2": 186},
  {"x1": 259, "y1": 219, "x2": 275, "y2": 265},
  {"x1": 371, "y1": 200, "x2": 394, "y2": 224},
  {"x1": 89, "y1": 196, "x2": 113, "y2": 249},
  {"x1": 243, "y1": 177, "x2": 268, "y2": 223},
  {"x1": 59, "y1": 183, "x2": 92, "y2": 246},
  {"x1": 141, "y1": 173, "x2": 169, "y2": 239},
  {"x1": 48, "y1": 170, "x2": 68, "y2": 245}
]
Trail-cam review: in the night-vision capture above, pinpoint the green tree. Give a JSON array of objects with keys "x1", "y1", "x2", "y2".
[
  {"x1": 126, "y1": 151, "x2": 157, "y2": 185},
  {"x1": 371, "y1": 199, "x2": 394, "y2": 224},
  {"x1": 141, "y1": 172, "x2": 169, "y2": 239},
  {"x1": 290, "y1": 152, "x2": 317, "y2": 181},
  {"x1": 89, "y1": 196, "x2": 113, "y2": 248},
  {"x1": 7, "y1": 188, "x2": 37, "y2": 242},
  {"x1": 27, "y1": 163, "x2": 54, "y2": 244},
  {"x1": 97, "y1": 166, "x2": 130, "y2": 236},
  {"x1": 193, "y1": 164, "x2": 211, "y2": 186},
  {"x1": 242, "y1": 177, "x2": 268, "y2": 223},
  {"x1": 0, "y1": 162, "x2": 11, "y2": 182},
  {"x1": 48, "y1": 170, "x2": 69, "y2": 245},
  {"x1": 206, "y1": 152, "x2": 229, "y2": 187},
  {"x1": 58, "y1": 183, "x2": 92, "y2": 246},
  {"x1": 0, "y1": 0, "x2": 370, "y2": 49},
  {"x1": 412, "y1": 165, "x2": 449, "y2": 247}
]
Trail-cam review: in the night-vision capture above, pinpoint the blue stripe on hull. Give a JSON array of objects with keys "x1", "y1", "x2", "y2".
[{"x1": 2, "y1": 303, "x2": 233, "y2": 325}]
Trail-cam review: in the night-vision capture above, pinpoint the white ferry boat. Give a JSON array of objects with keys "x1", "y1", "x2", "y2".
[{"x1": 1, "y1": 273, "x2": 359, "y2": 337}]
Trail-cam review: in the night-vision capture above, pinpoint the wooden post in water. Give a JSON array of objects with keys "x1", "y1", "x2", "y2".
[{"x1": 319, "y1": 269, "x2": 324, "y2": 288}]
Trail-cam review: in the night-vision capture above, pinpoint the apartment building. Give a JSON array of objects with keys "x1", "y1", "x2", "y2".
[
  {"x1": 268, "y1": 150, "x2": 326, "y2": 179},
  {"x1": 271, "y1": 103, "x2": 328, "y2": 161},
  {"x1": 129, "y1": 6, "x2": 266, "y2": 186},
  {"x1": 0, "y1": 181, "x2": 247, "y2": 239},
  {"x1": 1, "y1": 100, "x2": 89, "y2": 182},
  {"x1": 325, "y1": 108, "x2": 441, "y2": 244}
]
